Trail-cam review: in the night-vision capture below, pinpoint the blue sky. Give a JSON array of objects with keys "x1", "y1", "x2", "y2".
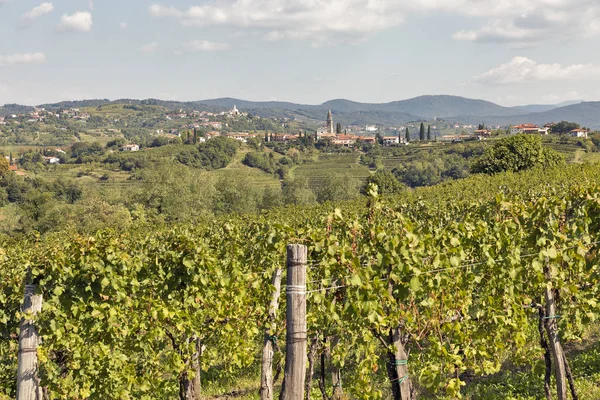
[{"x1": 1, "y1": 0, "x2": 600, "y2": 106}]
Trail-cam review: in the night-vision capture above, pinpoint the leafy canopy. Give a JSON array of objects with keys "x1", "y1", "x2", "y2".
[{"x1": 470, "y1": 134, "x2": 564, "y2": 175}]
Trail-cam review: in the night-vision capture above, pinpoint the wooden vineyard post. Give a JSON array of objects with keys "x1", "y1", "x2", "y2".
[
  {"x1": 17, "y1": 284, "x2": 43, "y2": 400},
  {"x1": 279, "y1": 244, "x2": 307, "y2": 400},
  {"x1": 543, "y1": 260, "x2": 568, "y2": 400},
  {"x1": 330, "y1": 336, "x2": 344, "y2": 400},
  {"x1": 261, "y1": 268, "x2": 283, "y2": 400}
]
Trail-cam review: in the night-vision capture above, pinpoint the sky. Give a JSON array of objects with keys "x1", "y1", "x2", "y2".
[{"x1": 1, "y1": 0, "x2": 600, "y2": 107}]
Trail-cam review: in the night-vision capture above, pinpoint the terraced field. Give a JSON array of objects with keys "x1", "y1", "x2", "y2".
[{"x1": 292, "y1": 153, "x2": 372, "y2": 189}]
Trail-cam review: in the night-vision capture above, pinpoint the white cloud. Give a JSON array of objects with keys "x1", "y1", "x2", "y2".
[
  {"x1": 473, "y1": 57, "x2": 600, "y2": 84},
  {"x1": 21, "y1": 2, "x2": 54, "y2": 21},
  {"x1": 140, "y1": 42, "x2": 159, "y2": 54},
  {"x1": 148, "y1": 0, "x2": 600, "y2": 46},
  {"x1": 120, "y1": 22, "x2": 128, "y2": 30},
  {"x1": 149, "y1": 4, "x2": 183, "y2": 18},
  {"x1": 149, "y1": 1, "x2": 407, "y2": 45},
  {"x1": 0, "y1": 52, "x2": 46, "y2": 66},
  {"x1": 175, "y1": 40, "x2": 231, "y2": 55},
  {"x1": 56, "y1": 11, "x2": 93, "y2": 33},
  {"x1": 450, "y1": 0, "x2": 600, "y2": 44}
]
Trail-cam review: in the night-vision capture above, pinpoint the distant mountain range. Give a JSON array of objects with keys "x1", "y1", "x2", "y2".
[
  {"x1": 2, "y1": 95, "x2": 600, "y2": 128},
  {"x1": 197, "y1": 96, "x2": 600, "y2": 128}
]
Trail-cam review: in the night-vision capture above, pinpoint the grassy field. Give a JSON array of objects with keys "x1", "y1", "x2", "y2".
[{"x1": 0, "y1": 145, "x2": 45, "y2": 156}]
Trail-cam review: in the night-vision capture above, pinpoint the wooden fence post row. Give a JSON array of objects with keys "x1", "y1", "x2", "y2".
[
  {"x1": 17, "y1": 284, "x2": 43, "y2": 400},
  {"x1": 280, "y1": 244, "x2": 307, "y2": 400}
]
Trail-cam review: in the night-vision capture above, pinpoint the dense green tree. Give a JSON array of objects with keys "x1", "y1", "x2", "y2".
[
  {"x1": 551, "y1": 121, "x2": 580, "y2": 134},
  {"x1": 405, "y1": 127, "x2": 410, "y2": 143},
  {"x1": 336, "y1": 122, "x2": 342, "y2": 134},
  {"x1": 420, "y1": 123, "x2": 425, "y2": 141},
  {"x1": 362, "y1": 170, "x2": 405, "y2": 195},
  {"x1": 149, "y1": 136, "x2": 171, "y2": 148},
  {"x1": 214, "y1": 175, "x2": 261, "y2": 214},
  {"x1": 106, "y1": 138, "x2": 127, "y2": 149},
  {"x1": 281, "y1": 176, "x2": 316, "y2": 205},
  {"x1": 427, "y1": 124, "x2": 431, "y2": 141},
  {"x1": 0, "y1": 156, "x2": 9, "y2": 174},
  {"x1": 315, "y1": 173, "x2": 360, "y2": 203},
  {"x1": 470, "y1": 134, "x2": 565, "y2": 174}
]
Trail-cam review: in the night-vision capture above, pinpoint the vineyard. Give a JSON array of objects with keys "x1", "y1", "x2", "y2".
[{"x1": 2, "y1": 164, "x2": 600, "y2": 399}]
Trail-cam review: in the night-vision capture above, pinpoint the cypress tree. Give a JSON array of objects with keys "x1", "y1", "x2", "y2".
[
  {"x1": 336, "y1": 122, "x2": 342, "y2": 135},
  {"x1": 427, "y1": 125, "x2": 431, "y2": 141},
  {"x1": 193, "y1": 128, "x2": 197, "y2": 144},
  {"x1": 9, "y1": 152, "x2": 13, "y2": 165},
  {"x1": 419, "y1": 123, "x2": 425, "y2": 141},
  {"x1": 265, "y1": 130, "x2": 269, "y2": 143},
  {"x1": 405, "y1": 127, "x2": 410, "y2": 143}
]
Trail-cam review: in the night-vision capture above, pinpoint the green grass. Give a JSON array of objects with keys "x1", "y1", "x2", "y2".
[
  {"x1": 0, "y1": 145, "x2": 45, "y2": 156},
  {"x1": 34, "y1": 163, "x2": 130, "y2": 185}
]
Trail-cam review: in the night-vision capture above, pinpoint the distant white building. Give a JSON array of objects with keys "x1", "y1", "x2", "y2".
[
  {"x1": 226, "y1": 132, "x2": 251, "y2": 142},
  {"x1": 570, "y1": 129, "x2": 589, "y2": 138},
  {"x1": 383, "y1": 136, "x2": 400, "y2": 146},
  {"x1": 510, "y1": 124, "x2": 548, "y2": 135},
  {"x1": 121, "y1": 144, "x2": 140, "y2": 152},
  {"x1": 44, "y1": 156, "x2": 60, "y2": 164},
  {"x1": 365, "y1": 125, "x2": 378, "y2": 132}
]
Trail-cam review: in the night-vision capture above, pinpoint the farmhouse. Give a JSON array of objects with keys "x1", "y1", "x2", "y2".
[
  {"x1": 121, "y1": 144, "x2": 140, "y2": 152},
  {"x1": 570, "y1": 129, "x2": 589, "y2": 138},
  {"x1": 44, "y1": 156, "x2": 60, "y2": 164},
  {"x1": 383, "y1": 136, "x2": 401, "y2": 146},
  {"x1": 332, "y1": 135, "x2": 356, "y2": 147},
  {"x1": 510, "y1": 124, "x2": 548, "y2": 135},
  {"x1": 474, "y1": 129, "x2": 492, "y2": 137}
]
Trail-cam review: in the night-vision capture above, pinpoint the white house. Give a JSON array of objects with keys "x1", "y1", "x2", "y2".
[
  {"x1": 365, "y1": 125, "x2": 378, "y2": 132},
  {"x1": 570, "y1": 129, "x2": 589, "y2": 138},
  {"x1": 226, "y1": 132, "x2": 251, "y2": 143},
  {"x1": 121, "y1": 144, "x2": 140, "y2": 152},
  {"x1": 511, "y1": 124, "x2": 545, "y2": 135},
  {"x1": 383, "y1": 136, "x2": 400, "y2": 146},
  {"x1": 44, "y1": 156, "x2": 60, "y2": 164},
  {"x1": 332, "y1": 135, "x2": 356, "y2": 147}
]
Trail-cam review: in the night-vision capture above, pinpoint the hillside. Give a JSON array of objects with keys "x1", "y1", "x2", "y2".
[
  {"x1": 196, "y1": 96, "x2": 600, "y2": 127},
  {"x1": 457, "y1": 101, "x2": 600, "y2": 128},
  {"x1": 3, "y1": 96, "x2": 600, "y2": 128}
]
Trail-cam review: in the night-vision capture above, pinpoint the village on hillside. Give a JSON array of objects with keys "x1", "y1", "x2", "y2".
[{"x1": 0, "y1": 103, "x2": 595, "y2": 168}]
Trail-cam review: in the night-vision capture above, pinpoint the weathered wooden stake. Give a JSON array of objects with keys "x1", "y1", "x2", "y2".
[
  {"x1": 17, "y1": 284, "x2": 43, "y2": 400},
  {"x1": 330, "y1": 336, "x2": 344, "y2": 400},
  {"x1": 390, "y1": 327, "x2": 412, "y2": 400},
  {"x1": 543, "y1": 262, "x2": 568, "y2": 400},
  {"x1": 279, "y1": 244, "x2": 307, "y2": 400},
  {"x1": 305, "y1": 336, "x2": 319, "y2": 400},
  {"x1": 261, "y1": 268, "x2": 283, "y2": 400},
  {"x1": 536, "y1": 306, "x2": 552, "y2": 400}
]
